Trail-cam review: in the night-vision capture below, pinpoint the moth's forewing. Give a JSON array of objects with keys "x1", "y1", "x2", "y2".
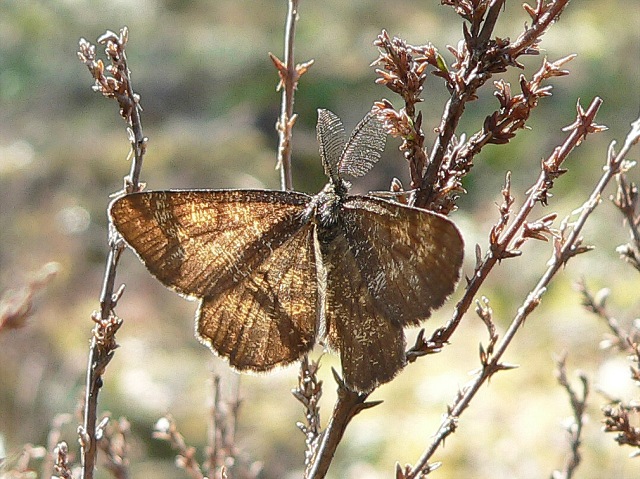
[
  {"x1": 340, "y1": 196, "x2": 464, "y2": 327},
  {"x1": 109, "y1": 190, "x2": 310, "y2": 296},
  {"x1": 317, "y1": 227, "x2": 406, "y2": 393},
  {"x1": 110, "y1": 189, "x2": 319, "y2": 370},
  {"x1": 197, "y1": 219, "x2": 318, "y2": 371}
]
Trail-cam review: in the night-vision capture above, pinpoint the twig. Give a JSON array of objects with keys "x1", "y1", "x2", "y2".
[
  {"x1": 52, "y1": 442, "x2": 74, "y2": 479},
  {"x1": 153, "y1": 415, "x2": 205, "y2": 479},
  {"x1": 576, "y1": 280, "x2": 633, "y2": 350},
  {"x1": 602, "y1": 400, "x2": 640, "y2": 456},
  {"x1": 43, "y1": 413, "x2": 74, "y2": 479},
  {"x1": 613, "y1": 173, "x2": 640, "y2": 271},
  {"x1": 0, "y1": 262, "x2": 58, "y2": 333},
  {"x1": 409, "y1": 98, "x2": 604, "y2": 360},
  {"x1": 306, "y1": 369, "x2": 381, "y2": 479},
  {"x1": 292, "y1": 356, "x2": 323, "y2": 476},
  {"x1": 551, "y1": 354, "x2": 589, "y2": 479},
  {"x1": 374, "y1": 20, "x2": 574, "y2": 216},
  {"x1": 417, "y1": 0, "x2": 572, "y2": 208},
  {"x1": 372, "y1": 31, "x2": 431, "y2": 190},
  {"x1": 76, "y1": 27, "x2": 146, "y2": 479},
  {"x1": 405, "y1": 105, "x2": 639, "y2": 478},
  {"x1": 270, "y1": 0, "x2": 313, "y2": 191},
  {"x1": 97, "y1": 417, "x2": 131, "y2": 479},
  {"x1": 204, "y1": 375, "x2": 221, "y2": 479}
]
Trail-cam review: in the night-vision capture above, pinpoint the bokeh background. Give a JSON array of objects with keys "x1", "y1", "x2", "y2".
[{"x1": 1, "y1": 1, "x2": 639, "y2": 478}]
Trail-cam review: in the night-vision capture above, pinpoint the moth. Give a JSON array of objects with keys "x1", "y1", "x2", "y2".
[{"x1": 110, "y1": 109, "x2": 464, "y2": 393}]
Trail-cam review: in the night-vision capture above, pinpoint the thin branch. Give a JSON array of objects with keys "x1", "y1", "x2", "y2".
[
  {"x1": 43, "y1": 414, "x2": 73, "y2": 479},
  {"x1": 306, "y1": 370, "x2": 381, "y2": 479},
  {"x1": 551, "y1": 354, "x2": 589, "y2": 479},
  {"x1": 292, "y1": 356, "x2": 323, "y2": 476},
  {"x1": 97, "y1": 417, "x2": 131, "y2": 479},
  {"x1": 76, "y1": 27, "x2": 146, "y2": 479},
  {"x1": 511, "y1": 0, "x2": 573, "y2": 57},
  {"x1": 409, "y1": 97, "x2": 604, "y2": 359},
  {"x1": 204, "y1": 375, "x2": 221, "y2": 479},
  {"x1": 52, "y1": 442, "x2": 74, "y2": 479},
  {"x1": 270, "y1": 0, "x2": 313, "y2": 191},
  {"x1": 406, "y1": 107, "x2": 639, "y2": 478},
  {"x1": 602, "y1": 402, "x2": 640, "y2": 456},
  {"x1": 153, "y1": 415, "x2": 205, "y2": 479},
  {"x1": 613, "y1": 173, "x2": 640, "y2": 271},
  {"x1": 576, "y1": 279, "x2": 631, "y2": 349},
  {"x1": 416, "y1": 0, "x2": 572, "y2": 208}
]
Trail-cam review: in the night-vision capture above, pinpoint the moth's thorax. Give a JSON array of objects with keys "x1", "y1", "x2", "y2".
[{"x1": 312, "y1": 181, "x2": 347, "y2": 232}]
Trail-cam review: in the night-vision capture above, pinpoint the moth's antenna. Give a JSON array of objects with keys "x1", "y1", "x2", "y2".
[
  {"x1": 339, "y1": 111, "x2": 386, "y2": 178},
  {"x1": 317, "y1": 109, "x2": 346, "y2": 184}
]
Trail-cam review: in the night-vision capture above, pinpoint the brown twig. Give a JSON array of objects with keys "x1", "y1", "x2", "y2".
[
  {"x1": 306, "y1": 369, "x2": 381, "y2": 479},
  {"x1": 602, "y1": 399, "x2": 640, "y2": 456},
  {"x1": 576, "y1": 126, "x2": 640, "y2": 456},
  {"x1": 292, "y1": 356, "x2": 323, "y2": 476},
  {"x1": 576, "y1": 279, "x2": 636, "y2": 350},
  {"x1": 613, "y1": 173, "x2": 640, "y2": 271},
  {"x1": 373, "y1": 22, "x2": 574, "y2": 215},
  {"x1": 76, "y1": 27, "x2": 146, "y2": 479},
  {"x1": 551, "y1": 354, "x2": 589, "y2": 479},
  {"x1": 416, "y1": 0, "x2": 571, "y2": 209},
  {"x1": 97, "y1": 417, "x2": 131, "y2": 479},
  {"x1": 372, "y1": 31, "x2": 431, "y2": 190},
  {"x1": 270, "y1": 0, "x2": 313, "y2": 191},
  {"x1": 156, "y1": 376, "x2": 256, "y2": 479},
  {"x1": 405, "y1": 103, "x2": 639, "y2": 478},
  {"x1": 43, "y1": 414, "x2": 74, "y2": 479},
  {"x1": 409, "y1": 98, "x2": 605, "y2": 360},
  {"x1": 52, "y1": 442, "x2": 74, "y2": 479},
  {"x1": 153, "y1": 415, "x2": 205, "y2": 479},
  {"x1": 0, "y1": 262, "x2": 58, "y2": 334},
  {"x1": 204, "y1": 375, "x2": 222, "y2": 479}
]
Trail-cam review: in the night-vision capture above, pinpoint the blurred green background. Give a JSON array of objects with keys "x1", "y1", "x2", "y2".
[{"x1": 1, "y1": 0, "x2": 639, "y2": 478}]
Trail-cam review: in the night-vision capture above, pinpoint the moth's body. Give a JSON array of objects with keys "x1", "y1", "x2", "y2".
[{"x1": 110, "y1": 110, "x2": 464, "y2": 392}]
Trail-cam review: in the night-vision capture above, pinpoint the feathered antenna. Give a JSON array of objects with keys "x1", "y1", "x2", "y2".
[
  {"x1": 339, "y1": 111, "x2": 386, "y2": 178},
  {"x1": 317, "y1": 109, "x2": 347, "y2": 184}
]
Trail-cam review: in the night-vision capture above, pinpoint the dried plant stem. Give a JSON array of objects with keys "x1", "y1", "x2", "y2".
[
  {"x1": 577, "y1": 279, "x2": 630, "y2": 347},
  {"x1": 417, "y1": 0, "x2": 572, "y2": 208},
  {"x1": 77, "y1": 28, "x2": 145, "y2": 479},
  {"x1": 552, "y1": 354, "x2": 589, "y2": 479},
  {"x1": 271, "y1": 0, "x2": 313, "y2": 191},
  {"x1": 205, "y1": 375, "x2": 221, "y2": 479},
  {"x1": 306, "y1": 371, "x2": 380, "y2": 479},
  {"x1": 407, "y1": 104, "x2": 640, "y2": 478},
  {"x1": 293, "y1": 356, "x2": 323, "y2": 476},
  {"x1": 276, "y1": 0, "x2": 298, "y2": 191},
  {"x1": 616, "y1": 175, "x2": 640, "y2": 245},
  {"x1": 411, "y1": 97, "x2": 604, "y2": 358},
  {"x1": 510, "y1": 0, "x2": 572, "y2": 56},
  {"x1": 153, "y1": 415, "x2": 205, "y2": 479}
]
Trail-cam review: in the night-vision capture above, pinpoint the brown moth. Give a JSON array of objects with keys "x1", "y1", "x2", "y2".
[{"x1": 110, "y1": 109, "x2": 464, "y2": 393}]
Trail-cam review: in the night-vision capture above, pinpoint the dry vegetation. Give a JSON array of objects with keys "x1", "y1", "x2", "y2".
[{"x1": 1, "y1": 1, "x2": 639, "y2": 478}]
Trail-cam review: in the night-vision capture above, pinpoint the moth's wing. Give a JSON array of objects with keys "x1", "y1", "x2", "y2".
[
  {"x1": 338, "y1": 111, "x2": 386, "y2": 178},
  {"x1": 317, "y1": 109, "x2": 346, "y2": 182},
  {"x1": 110, "y1": 190, "x2": 310, "y2": 296},
  {"x1": 110, "y1": 189, "x2": 318, "y2": 369},
  {"x1": 318, "y1": 231, "x2": 406, "y2": 393},
  {"x1": 197, "y1": 214, "x2": 318, "y2": 369},
  {"x1": 340, "y1": 196, "x2": 464, "y2": 327}
]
